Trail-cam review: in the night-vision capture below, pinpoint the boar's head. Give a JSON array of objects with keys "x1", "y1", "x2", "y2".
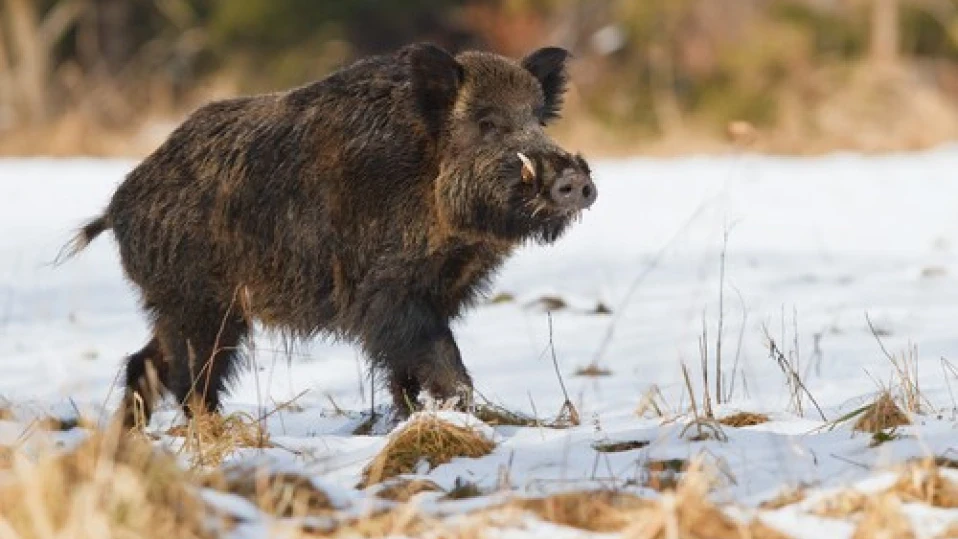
[{"x1": 403, "y1": 43, "x2": 597, "y2": 244}]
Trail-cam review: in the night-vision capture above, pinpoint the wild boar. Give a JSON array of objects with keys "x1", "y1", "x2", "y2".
[{"x1": 64, "y1": 42, "x2": 596, "y2": 427}]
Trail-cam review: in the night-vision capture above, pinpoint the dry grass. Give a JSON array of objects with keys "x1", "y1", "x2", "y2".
[
  {"x1": 645, "y1": 458, "x2": 690, "y2": 491},
  {"x1": 759, "y1": 487, "x2": 807, "y2": 509},
  {"x1": 35, "y1": 414, "x2": 96, "y2": 432},
  {"x1": 592, "y1": 439, "x2": 649, "y2": 453},
  {"x1": 523, "y1": 295, "x2": 567, "y2": 312},
  {"x1": 311, "y1": 507, "x2": 429, "y2": 538},
  {"x1": 509, "y1": 469, "x2": 738, "y2": 535},
  {"x1": 574, "y1": 363, "x2": 613, "y2": 377},
  {"x1": 2, "y1": 420, "x2": 954, "y2": 539},
  {"x1": 0, "y1": 427, "x2": 211, "y2": 539},
  {"x1": 620, "y1": 463, "x2": 789, "y2": 538},
  {"x1": 812, "y1": 490, "x2": 869, "y2": 518},
  {"x1": 204, "y1": 468, "x2": 336, "y2": 518},
  {"x1": 0, "y1": 445, "x2": 13, "y2": 469},
  {"x1": 517, "y1": 490, "x2": 652, "y2": 533},
  {"x1": 891, "y1": 459, "x2": 958, "y2": 509},
  {"x1": 936, "y1": 523, "x2": 958, "y2": 539},
  {"x1": 473, "y1": 403, "x2": 541, "y2": 427},
  {"x1": 719, "y1": 412, "x2": 770, "y2": 427},
  {"x1": 809, "y1": 458, "x2": 957, "y2": 532},
  {"x1": 851, "y1": 493, "x2": 915, "y2": 539},
  {"x1": 487, "y1": 292, "x2": 516, "y2": 305},
  {"x1": 166, "y1": 411, "x2": 271, "y2": 467},
  {"x1": 361, "y1": 414, "x2": 495, "y2": 487},
  {"x1": 373, "y1": 478, "x2": 443, "y2": 502},
  {"x1": 853, "y1": 392, "x2": 911, "y2": 434}
]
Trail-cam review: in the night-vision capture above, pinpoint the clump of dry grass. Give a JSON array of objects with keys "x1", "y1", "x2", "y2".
[
  {"x1": 621, "y1": 467, "x2": 791, "y2": 539},
  {"x1": 937, "y1": 523, "x2": 958, "y2": 539},
  {"x1": 851, "y1": 493, "x2": 915, "y2": 539},
  {"x1": 35, "y1": 414, "x2": 96, "y2": 432},
  {"x1": 574, "y1": 363, "x2": 613, "y2": 377},
  {"x1": 524, "y1": 295, "x2": 568, "y2": 312},
  {"x1": 809, "y1": 459, "x2": 957, "y2": 532},
  {"x1": 853, "y1": 392, "x2": 910, "y2": 434},
  {"x1": 361, "y1": 414, "x2": 495, "y2": 487},
  {"x1": 891, "y1": 459, "x2": 958, "y2": 509},
  {"x1": 0, "y1": 427, "x2": 210, "y2": 539},
  {"x1": 373, "y1": 478, "x2": 444, "y2": 502},
  {"x1": 321, "y1": 505, "x2": 429, "y2": 538},
  {"x1": 166, "y1": 411, "x2": 270, "y2": 467},
  {"x1": 592, "y1": 440, "x2": 649, "y2": 453},
  {"x1": 505, "y1": 461, "x2": 788, "y2": 537},
  {"x1": 759, "y1": 487, "x2": 807, "y2": 509},
  {"x1": 812, "y1": 490, "x2": 869, "y2": 518},
  {"x1": 0, "y1": 445, "x2": 13, "y2": 469},
  {"x1": 487, "y1": 292, "x2": 516, "y2": 304},
  {"x1": 443, "y1": 478, "x2": 484, "y2": 500},
  {"x1": 719, "y1": 411, "x2": 770, "y2": 427},
  {"x1": 204, "y1": 468, "x2": 335, "y2": 518},
  {"x1": 473, "y1": 403, "x2": 541, "y2": 427},
  {"x1": 517, "y1": 491, "x2": 651, "y2": 533},
  {"x1": 644, "y1": 458, "x2": 690, "y2": 491}
]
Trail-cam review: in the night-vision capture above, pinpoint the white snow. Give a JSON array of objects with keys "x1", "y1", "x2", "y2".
[{"x1": 1, "y1": 147, "x2": 957, "y2": 536}]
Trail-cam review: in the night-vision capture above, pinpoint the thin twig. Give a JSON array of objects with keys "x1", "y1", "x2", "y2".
[
  {"x1": 727, "y1": 284, "x2": 748, "y2": 401},
  {"x1": 698, "y1": 315, "x2": 713, "y2": 418},
  {"x1": 547, "y1": 312, "x2": 579, "y2": 426},
  {"x1": 764, "y1": 326, "x2": 827, "y2": 421},
  {"x1": 715, "y1": 224, "x2": 729, "y2": 404}
]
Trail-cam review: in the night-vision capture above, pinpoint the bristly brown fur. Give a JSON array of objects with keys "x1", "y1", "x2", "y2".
[{"x1": 64, "y1": 42, "x2": 596, "y2": 426}]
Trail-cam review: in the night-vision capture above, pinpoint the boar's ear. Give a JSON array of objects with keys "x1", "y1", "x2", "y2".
[
  {"x1": 402, "y1": 43, "x2": 464, "y2": 135},
  {"x1": 521, "y1": 47, "x2": 571, "y2": 124}
]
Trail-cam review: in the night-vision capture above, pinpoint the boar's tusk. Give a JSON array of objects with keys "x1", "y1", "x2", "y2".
[{"x1": 517, "y1": 152, "x2": 536, "y2": 183}]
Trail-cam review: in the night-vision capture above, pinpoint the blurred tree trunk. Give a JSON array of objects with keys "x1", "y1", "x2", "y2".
[
  {"x1": 648, "y1": 44, "x2": 685, "y2": 138},
  {"x1": 0, "y1": 21, "x2": 11, "y2": 125},
  {"x1": 870, "y1": 0, "x2": 900, "y2": 67},
  {"x1": 94, "y1": 0, "x2": 132, "y2": 75},
  {"x1": 2, "y1": 0, "x2": 83, "y2": 125},
  {"x1": 5, "y1": 0, "x2": 48, "y2": 123}
]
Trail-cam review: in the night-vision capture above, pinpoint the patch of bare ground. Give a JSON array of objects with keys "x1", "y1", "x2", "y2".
[
  {"x1": 592, "y1": 439, "x2": 649, "y2": 453},
  {"x1": 719, "y1": 411, "x2": 771, "y2": 427},
  {"x1": 574, "y1": 363, "x2": 613, "y2": 377}
]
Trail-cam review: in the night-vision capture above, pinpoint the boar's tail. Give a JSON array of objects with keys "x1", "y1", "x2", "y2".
[{"x1": 54, "y1": 214, "x2": 111, "y2": 266}]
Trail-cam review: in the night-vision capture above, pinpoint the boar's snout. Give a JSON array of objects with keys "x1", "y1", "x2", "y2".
[{"x1": 550, "y1": 167, "x2": 597, "y2": 210}]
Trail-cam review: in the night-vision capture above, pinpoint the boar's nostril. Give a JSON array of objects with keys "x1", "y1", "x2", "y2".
[
  {"x1": 582, "y1": 184, "x2": 593, "y2": 199},
  {"x1": 558, "y1": 184, "x2": 573, "y2": 195}
]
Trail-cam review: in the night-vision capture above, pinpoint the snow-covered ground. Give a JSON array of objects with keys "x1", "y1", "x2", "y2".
[{"x1": 1, "y1": 147, "x2": 957, "y2": 537}]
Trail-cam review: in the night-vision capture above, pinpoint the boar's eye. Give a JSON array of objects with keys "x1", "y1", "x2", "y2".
[
  {"x1": 477, "y1": 115, "x2": 507, "y2": 137},
  {"x1": 478, "y1": 118, "x2": 497, "y2": 134}
]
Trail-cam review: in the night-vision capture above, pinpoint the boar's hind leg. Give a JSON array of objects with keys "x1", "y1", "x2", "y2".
[
  {"x1": 365, "y1": 299, "x2": 474, "y2": 417},
  {"x1": 119, "y1": 336, "x2": 169, "y2": 428},
  {"x1": 156, "y1": 302, "x2": 250, "y2": 418}
]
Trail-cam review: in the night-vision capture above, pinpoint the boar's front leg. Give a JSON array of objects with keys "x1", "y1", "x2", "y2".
[{"x1": 362, "y1": 297, "x2": 473, "y2": 417}]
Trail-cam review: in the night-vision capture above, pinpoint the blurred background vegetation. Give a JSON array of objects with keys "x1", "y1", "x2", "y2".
[{"x1": 1, "y1": 0, "x2": 957, "y2": 156}]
